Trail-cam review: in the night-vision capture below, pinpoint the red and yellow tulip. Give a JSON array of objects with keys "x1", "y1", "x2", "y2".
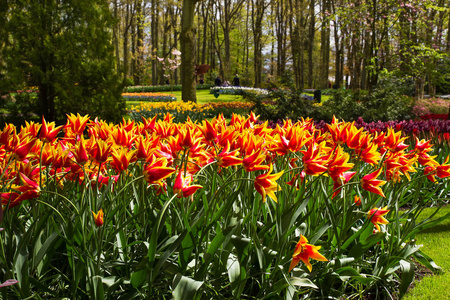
[{"x1": 289, "y1": 235, "x2": 328, "y2": 272}]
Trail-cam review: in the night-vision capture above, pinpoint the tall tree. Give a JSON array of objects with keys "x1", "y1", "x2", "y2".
[
  {"x1": 151, "y1": 0, "x2": 160, "y2": 85},
  {"x1": 319, "y1": 0, "x2": 330, "y2": 89},
  {"x1": 199, "y1": 0, "x2": 209, "y2": 65},
  {"x1": 251, "y1": 0, "x2": 269, "y2": 88},
  {"x1": 447, "y1": 9, "x2": 450, "y2": 52},
  {"x1": 289, "y1": 0, "x2": 307, "y2": 89},
  {"x1": 2, "y1": 0, "x2": 125, "y2": 123},
  {"x1": 131, "y1": 0, "x2": 145, "y2": 85},
  {"x1": 180, "y1": 0, "x2": 200, "y2": 102},
  {"x1": 218, "y1": 0, "x2": 245, "y2": 82},
  {"x1": 307, "y1": 0, "x2": 315, "y2": 88},
  {"x1": 275, "y1": 0, "x2": 287, "y2": 77},
  {"x1": 122, "y1": 2, "x2": 134, "y2": 82}
]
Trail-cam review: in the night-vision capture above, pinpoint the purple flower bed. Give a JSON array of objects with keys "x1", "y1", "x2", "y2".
[
  {"x1": 352, "y1": 118, "x2": 450, "y2": 135},
  {"x1": 261, "y1": 117, "x2": 450, "y2": 135},
  {"x1": 420, "y1": 114, "x2": 448, "y2": 120}
]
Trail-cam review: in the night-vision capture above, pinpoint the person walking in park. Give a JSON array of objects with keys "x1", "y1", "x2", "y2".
[
  {"x1": 215, "y1": 76, "x2": 221, "y2": 86},
  {"x1": 233, "y1": 74, "x2": 240, "y2": 86}
]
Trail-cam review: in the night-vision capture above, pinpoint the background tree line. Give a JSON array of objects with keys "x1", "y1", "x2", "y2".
[
  {"x1": 117, "y1": 0, "x2": 449, "y2": 98},
  {"x1": 0, "y1": 0, "x2": 449, "y2": 123}
]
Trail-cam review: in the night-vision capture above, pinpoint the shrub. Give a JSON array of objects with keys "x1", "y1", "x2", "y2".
[
  {"x1": 322, "y1": 82, "x2": 414, "y2": 123},
  {"x1": 319, "y1": 89, "x2": 367, "y2": 122},
  {"x1": 245, "y1": 88, "x2": 323, "y2": 122},
  {"x1": 435, "y1": 56, "x2": 450, "y2": 95},
  {"x1": 360, "y1": 91, "x2": 414, "y2": 122},
  {"x1": 0, "y1": 91, "x2": 41, "y2": 125}
]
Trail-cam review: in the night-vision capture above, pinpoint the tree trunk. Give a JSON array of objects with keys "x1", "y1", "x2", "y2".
[
  {"x1": 289, "y1": 0, "x2": 304, "y2": 89},
  {"x1": 319, "y1": 0, "x2": 330, "y2": 89},
  {"x1": 223, "y1": 21, "x2": 231, "y2": 82},
  {"x1": 159, "y1": 6, "x2": 169, "y2": 85},
  {"x1": 252, "y1": 0, "x2": 265, "y2": 88},
  {"x1": 447, "y1": 12, "x2": 450, "y2": 52},
  {"x1": 131, "y1": 7, "x2": 136, "y2": 83},
  {"x1": 151, "y1": 0, "x2": 159, "y2": 86},
  {"x1": 245, "y1": 0, "x2": 250, "y2": 73},
  {"x1": 220, "y1": 0, "x2": 244, "y2": 82},
  {"x1": 307, "y1": 0, "x2": 315, "y2": 88},
  {"x1": 333, "y1": 24, "x2": 341, "y2": 88},
  {"x1": 270, "y1": 22, "x2": 274, "y2": 76},
  {"x1": 113, "y1": 0, "x2": 120, "y2": 72},
  {"x1": 210, "y1": 19, "x2": 216, "y2": 70},
  {"x1": 174, "y1": 31, "x2": 179, "y2": 85},
  {"x1": 134, "y1": 1, "x2": 144, "y2": 85},
  {"x1": 180, "y1": 0, "x2": 198, "y2": 102},
  {"x1": 276, "y1": 0, "x2": 287, "y2": 77},
  {"x1": 200, "y1": 1, "x2": 208, "y2": 64},
  {"x1": 123, "y1": 3, "x2": 132, "y2": 83},
  {"x1": 415, "y1": 77, "x2": 424, "y2": 100}
]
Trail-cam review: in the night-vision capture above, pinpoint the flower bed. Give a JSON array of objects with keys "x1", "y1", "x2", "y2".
[
  {"x1": 125, "y1": 84, "x2": 214, "y2": 93},
  {"x1": 122, "y1": 92, "x2": 176, "y2": 102},
  {"x1": 0, "y1": 114, "x2": 448, "y2": 298},
  {"x1": 420, "y1": 113, "x2": 448, "y2": 120},
  {"x1": 206, "y1": 101, "x2": 254, "y2": 110},
  {"x1": 267, "y1": 117, "x2": 450, "y2": 141},
  {"x1": 128, "y1": 101, "x2": 255, "y2": 122},
  {"x1": 128, "y1": 101, "x2": 214, "y2": 123},
  {"x1": 413, "y1": 97, "x2": 450, "y2": 117},
  {"x1": 210, "y1": 86, "x2": 269, "y2": 96}
]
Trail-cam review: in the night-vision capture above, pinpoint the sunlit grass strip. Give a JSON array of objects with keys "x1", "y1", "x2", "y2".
[{"x1": 404, "y1": 205, "x2": 450, "y2": 300}]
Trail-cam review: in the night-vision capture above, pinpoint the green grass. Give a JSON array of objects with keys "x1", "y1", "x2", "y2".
[
  {"x1": 125, "y1": 90, "x2": 330, "y2": 110},
  {"x1": 126, "y1": 89, "x2": 245, "y2": 109},
  {"x1": 404, "y1": 205, "x2": 450, "y2": 299},
  {"x1": 308, "y1": 93, "x2": 331, "y2": 102},
  {"x1": 170, "y1": 89, "x2": 245, "y2": 104}
]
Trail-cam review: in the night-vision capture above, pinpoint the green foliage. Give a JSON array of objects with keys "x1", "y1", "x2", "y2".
[
  {"x1": 319, "y1": 89, "x2": 367, "y2": 122},
  {"x1": 378, "y1": 70, "x2": 416, "y2": 97},
  {"x1": 361, "y1": 75, "x2": 415, "y2": 121},
  {"x1": 401, "y1": 45, "x2": 447, "y2": 88},
  {"x1": 435, "y1": 57, "x2": 450, "y2": 95},
  {"x1": 321, "y1": 72, "x2": 415, "y2": 122},
  {"x1": 276, "y1": 71, "x2": 296, "y2": 90},
  {"x1": 0, "y1": 0, "x2": 125, "y2": 124},
  {"x1": 0, "y1": 92, "x2": 41, "y2": 125},
  {"x1": 248, "y1": 74, "x2": 414, "y2": 123},
  {"x1": 245, "y1": 88, "x2": 322, "y2": 122}
]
